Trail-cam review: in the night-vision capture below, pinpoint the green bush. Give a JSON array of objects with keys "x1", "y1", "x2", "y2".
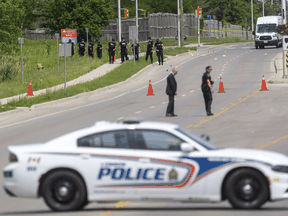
[{"x1": 0, "y1": 55, "x2": 19, "y2": 83}]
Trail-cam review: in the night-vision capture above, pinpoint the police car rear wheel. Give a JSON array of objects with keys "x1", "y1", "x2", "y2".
[
  {"x1": 225, "y1": 168, "x2": 269, "y2": 209},
  {"x1": 41, "y1": 170, "x2": 87, "y2": 211}
]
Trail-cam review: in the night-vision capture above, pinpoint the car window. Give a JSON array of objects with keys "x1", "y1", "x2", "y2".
[
  {"x1": 77, "y1": 130, "x2": 130, "y2": 149},
  {"x1": 133, "y1": 130, "x2": 183, "y2": 151}
]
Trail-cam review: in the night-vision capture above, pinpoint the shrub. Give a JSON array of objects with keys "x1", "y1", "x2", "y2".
[{"x1": 0, "y1": 55, "x2": 19, "y2": 83}]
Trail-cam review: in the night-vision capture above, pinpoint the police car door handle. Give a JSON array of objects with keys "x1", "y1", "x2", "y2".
[
  {"x1": 139, "y1": 158, "x2": 150, "y2": 163},
  {"x1": 80, "y1": 154, "x2": 90, "y2": 160}
]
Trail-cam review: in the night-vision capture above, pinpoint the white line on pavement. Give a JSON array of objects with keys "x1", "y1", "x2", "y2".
[
  {"x1": 182, "y1": 94, "x2": 186, "y2": 97},
  {"x1": 190, "y1": 90, "x2": 194, "y2": 93},
  {"x1": 162, "y1": 102, "x2": 166, "y2": 104},
  {"x1": 150, "y1": 106, "x2": 155, "y2": 108},
  {"x1": 135, "y1": 111, "x2": 142, "y2": 113},
  {"x1": 117, "y1": 117, "x2": 124, "y2": 120}
]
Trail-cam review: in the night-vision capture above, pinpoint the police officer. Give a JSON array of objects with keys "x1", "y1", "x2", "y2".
[
  {"x1": 108, "y1": 39, "x2": 116, "y2": 64},
  {"x1": 78, "y1": 39, "x2": 85, "y2": 56},
  {"x1": 68, "y1": 39, "x2": 74, "y2": 56},
  {"x1": 88, "y1": 40, "x2": 95, "y2": 58},
  {"x1": 145, "y1": 37, "x2": 154, "y2": 64},
  {"x1": 131, "y1": 42, "x2": 140, "y2": 60},
  {"x1": 97, "y1": 42, "x2": 103, "y2": 59},
  {"x1": 155, "y1": 38, "x2": 165, "y2": 65},
  {"x1": 119, "y1": 37, "x2": 129, "y2": 63},
  {"x1": 201, "y1": 66, "x2": 214, "y2": 116}
]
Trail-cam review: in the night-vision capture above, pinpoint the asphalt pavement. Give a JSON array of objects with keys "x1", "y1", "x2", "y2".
[{"x1": 1, "y1": 43, "x2": 288, "y2": 216}]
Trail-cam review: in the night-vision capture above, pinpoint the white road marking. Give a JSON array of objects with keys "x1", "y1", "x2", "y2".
[
  {"x1": 190, "y1": 90, "x2": 194, "y2": 93},
  {"x1": 182, "y1": 94, "x2": 186, "y2": 97},
  {"x1": 198, "y1": 88, "x2": 201, "y2": 90},
  {"x1": 162, "y1": 102, "x2": 166, "y2": 104},
  {"x1": 117, "y1": 117, "x2": 124, "y2": 120},
  {"x1": 218, "y1": 77, "x2": 220, "y2": 78},
  {"x1": 135, "y1": 111, "x2": 142, "y2": 113},
  {"x1": 150, "y1": 106, "x2": 155, "y2": 108}
]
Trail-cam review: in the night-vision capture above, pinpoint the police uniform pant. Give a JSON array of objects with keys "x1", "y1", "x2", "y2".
[
  {"x1": 166, "y1": 94, "x2": 175, "y2": 115},
  {"x1": 79, "y1": 51, "x2": 85, "y2": 56},
  {"x1": 109, "y1": 50, "x2": 115, "y2": 63},
  {"x1": 97, "y1": 51, "x2": 102, "y2": 59},
  {"x1": 158, "y1": 50, "x2": 163, "y2": 65},
  {"x1": 134, "y1": 51, "x2": 139, "y2": 60},
  {"x1": 145, "y1": 50, "x2": 153, "y2": 63},
  {"x1": 89, "y1": 52, "x2": 94, "y2": 58},
  {"x1": 203, "y1": 90, "x2": 213, "y2": 114}
]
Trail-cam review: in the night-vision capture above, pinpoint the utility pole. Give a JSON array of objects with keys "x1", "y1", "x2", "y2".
[
  {"x1": 177, "y1": 0, "x2": 180, "y2": 47},
  {"x1": 245, "y1": 18, "x2": 248, "y2": 40},
  {"x1": 213, "y1": 15, "x2": 216, "y2": 43},
  {"x1": 263, "y1": 0, "x2": 264, "y2": 17},
  {"x1": 251, "y1": 0, "x2": 254, "y2": 40},
  {"x1": 180, "y1": 0, "x2": 184, "y2": 47},
  {"x1": 55, "y1": 33, "x2": 59, "y2": 72},
  {"x1": 118, "y1": 0, "x2": 121, "y2": 42},
  {"x1": 282, "y1": 0, "x2": 286, "y2": 25}
]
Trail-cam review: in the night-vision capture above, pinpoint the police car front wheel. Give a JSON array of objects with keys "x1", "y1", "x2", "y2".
[
  {"x1": 225, "y1": 168, "x2": 269, "y2": 209},
  {"x1": 41, "y1": 170, "x2": 87, "y2": 211}
]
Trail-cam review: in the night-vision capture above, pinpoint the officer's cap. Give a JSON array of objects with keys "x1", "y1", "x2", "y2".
[
  {"x1": 148, "y1": 37, "x2": 151, "y2": 39},
  {"x1": 112, "y1": 39, "x2": 115, "y2": 41}
]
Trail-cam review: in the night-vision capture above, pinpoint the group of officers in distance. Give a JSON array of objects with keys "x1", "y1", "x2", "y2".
[
  {"x1": 68, "y1": 37, "x2": 165, "y2": 65},
  {"x1": 107, "y1": 37, "x2": 165, "y2": 65}
]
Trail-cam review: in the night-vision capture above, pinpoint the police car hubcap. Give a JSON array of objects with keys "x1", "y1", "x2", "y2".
[
  {"x1": 59, "y1": 187, "x2": 68, "y2": 197},
  {"x1": 242, "y1": 184, "x2": 253, "y2": 195}
]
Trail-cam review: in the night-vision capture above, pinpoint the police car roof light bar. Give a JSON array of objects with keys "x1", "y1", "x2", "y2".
[{"x1": 122, "y1": 117, "x2": 143, "y2": 124}]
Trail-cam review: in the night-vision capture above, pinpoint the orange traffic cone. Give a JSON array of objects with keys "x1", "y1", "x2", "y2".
[
  {"x1": 260, "y1": 75, "x2": 268, "y2": 91},
  {"x1": 114, "y1": 56, "x2": 116, "y2": 62},
  {"x1": 147, "y1": 80, "x2": 154, "y2": 96},
  {"x1": 218, "y1": 77, "x2": 225, "y2": 93},
  {"x1": 28, "y1": 80, "x2": 34, "y2": 96}
]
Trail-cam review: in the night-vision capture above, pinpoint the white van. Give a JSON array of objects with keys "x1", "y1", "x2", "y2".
[{"x1": 254, "y1": 16, "x2": 282, "y2": 49}]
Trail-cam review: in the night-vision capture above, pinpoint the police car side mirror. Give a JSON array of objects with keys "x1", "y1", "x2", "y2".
[{"x1": 180, "y1": 143, "x2": 194, "y2": 152}]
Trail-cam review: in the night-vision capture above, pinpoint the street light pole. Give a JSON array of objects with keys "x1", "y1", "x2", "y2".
[
  {"x1": 177, "y1": 0, "x2": 180, "y2": 47},
  {"x1": 136, "y1": 0, "x2": 138, "y2": 42},
  {"x1": 251, "y1": 0, "x2": 254, "y2": 40},
  {"x1": 55, "y1": 33, "x2": 59, "y2": 72},
  {"x1": 118, "y1": 0, "x2": 121, "y2": 42}
]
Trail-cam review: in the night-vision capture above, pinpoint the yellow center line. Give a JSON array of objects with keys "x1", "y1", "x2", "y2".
[
  {"x1": 189, "y1": 90, "x2": 260, "y2": 129},
  {"x1": 255, "y1": 134, "x2": 288, "y2": 149},
  {"x1": 96, "y1": 201, "x2": 131, "y2": 216}
]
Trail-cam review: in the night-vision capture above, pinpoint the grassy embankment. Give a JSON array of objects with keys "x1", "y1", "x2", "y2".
[{"x1": 0, "y1": 45, "x2": 196, "y2": 112}]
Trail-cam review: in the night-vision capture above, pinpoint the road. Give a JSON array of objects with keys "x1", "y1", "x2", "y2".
[{"x1": 1, "y1": 43, "x2": 288, "y2": 216}]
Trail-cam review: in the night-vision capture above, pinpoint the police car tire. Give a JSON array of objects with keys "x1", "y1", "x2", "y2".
[
  {"x1": 225, "y1": 168, "x2": 269, "y2": 209},
  {"x1": 41, "y1": 170, "x2": 87, "y2": 211}
]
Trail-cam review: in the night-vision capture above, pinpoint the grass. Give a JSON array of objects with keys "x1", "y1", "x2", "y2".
[
  {"x1": 161, "y1": 36, "x2": 252, "y2": 46},
  {"x1": 0, "y1": 53, "x2": 173, "y2": 112}
]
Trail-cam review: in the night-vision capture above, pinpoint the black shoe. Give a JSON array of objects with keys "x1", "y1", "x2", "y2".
[
  {"x1": 172, "y1": 114, "x2": 178, "y2": 117},
  {"x1": 166, "y1": 114, "x2": 173, "y2": 117},
  {"x1": 207, "y1": 113, "x2": 214, "y2": 116}
]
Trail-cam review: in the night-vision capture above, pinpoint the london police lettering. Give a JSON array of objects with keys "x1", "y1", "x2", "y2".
[{"x1": 98, "y1": 168, "x2": 166, "y2": 180}]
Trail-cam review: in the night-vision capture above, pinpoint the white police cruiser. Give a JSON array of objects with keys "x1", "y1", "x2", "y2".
[{"x1": 3, "y1": 119, "x2": 288, "y2": 211}]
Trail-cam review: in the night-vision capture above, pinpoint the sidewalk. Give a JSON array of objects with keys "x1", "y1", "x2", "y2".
[
  {"x1": 0, "y1": 53, "x2": 147, "y2": 105},
  {"x1": 269, "y1": 52, "x2": 288, "y2": 83}
]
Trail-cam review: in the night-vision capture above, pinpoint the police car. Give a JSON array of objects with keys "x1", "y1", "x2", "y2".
[{"x1": 3, "y1": 119, "x2": 288, "y2": 211}]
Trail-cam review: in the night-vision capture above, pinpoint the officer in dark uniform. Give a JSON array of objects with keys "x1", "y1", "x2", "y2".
[
  {"x1": 88, "y1": 40, "x2": 94, "y2": 58},
  {"x1": 119, "y1": 38, "x2": 129, "y2": 63},
  {"x1": 131, "y1": 42, "x2": 140, "y2": 60},
  {"x1": 78, "y1": 39, "x2": 85, "y2": 56},
  {"x1": 155, "y1": 38, "x2": 165, "y2": 65},
  {"x1": 108, "y1": 39, "x2": 116, "y2": 64},
  {"x1": 97, "y1": 42, "x2": 103, "y2": 59},
  {"x1": 201, "y1": 66, "x2": 214, "y2": 116},
  {"x1": 145, "y1": 37, "x2": 154, "y2": 64},
  {"x1": 68, "y1": 39, "x2": 74, "y2": 56}
]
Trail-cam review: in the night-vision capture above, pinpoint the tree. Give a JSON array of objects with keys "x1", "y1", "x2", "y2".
[
  {"x1": 0, "y1": 0, "x2": 24, "y2": 54},
  {"x1": 21, "y1": 0, "x2": 41, "y2": 30},
  {"x1": 41, "y1": 0, "x2": 114, "y2": 41}
]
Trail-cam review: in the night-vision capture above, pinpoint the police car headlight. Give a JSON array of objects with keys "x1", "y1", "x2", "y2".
[
  {"x1": 272, "y1": 165, "x2": 288, "y2": 173},
  {"x1": 9, "y1": 152, "x2": 18, "y2": 163}
]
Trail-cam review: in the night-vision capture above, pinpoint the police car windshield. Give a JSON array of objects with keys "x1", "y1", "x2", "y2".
[
  {"x1": 176, "y1": 127, "x2": 219, "y2": 150},
  {"x1": 257, "y1": 24, "x2": 276, "y2": 33}
]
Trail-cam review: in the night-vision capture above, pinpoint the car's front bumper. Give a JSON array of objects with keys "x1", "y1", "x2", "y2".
[{"x1": 255, "y1": 40, "x2": 278, "y2": 46}]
